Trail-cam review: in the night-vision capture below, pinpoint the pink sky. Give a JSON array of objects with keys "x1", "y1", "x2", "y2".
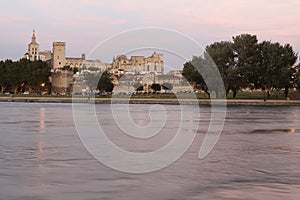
[{"x1": 1, "y1": 0, "x2": 299, "y2": 64}]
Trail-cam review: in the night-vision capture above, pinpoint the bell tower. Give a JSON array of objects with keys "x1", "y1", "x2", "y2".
[{"x1": 28, "y1": 30, "x2": 40, "y2": 61}]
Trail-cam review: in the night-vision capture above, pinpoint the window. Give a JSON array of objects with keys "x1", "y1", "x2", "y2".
[
  {"x1": 57, "y1": 56, "x2": 59, "y2": 59},
  {"x1": 59, "y1": 62, "x2": 61, "y2": 65}
]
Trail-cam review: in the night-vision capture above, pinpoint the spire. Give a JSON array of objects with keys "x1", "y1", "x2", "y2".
[{"x1": 31, "y1": 29, "x2": 37, "y2": 44}]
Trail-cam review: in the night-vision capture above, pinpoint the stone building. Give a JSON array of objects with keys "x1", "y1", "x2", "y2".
[
  {"x1": 167, "y1": 70, "x2": 183, "y2": 78},
  {"x1": 27, "y1": 30, "x2": 39, "y2": 61},
  {"x1": 24, "y1": 30, "x2": 86, "y2": 69},
  {"x1": 24, "y1": 30, "x2": 41, "y2": 61},
  {"x1": 23, "y1": 30, "x2": 114, "y2": 95},
  {"x1": 111, "y1": 52, "x2": 164, "y2": 75},
  {"x1": 39, "y1": 50, "x2": 52, "y2": 62},
  {"x1": 24, "y1": 30, "x2": 52, "y2": 62},
  {"x1": 50, "y1": 70, "x2": 74, "y2": 94},
  {"x1": 113, "y1": 74, "x2": 139, "y2": 93},
  {"x1": 156, "y1": 75, "x2": 182, "y2": 85},
  {"x1": 51, "y1": 41, "x2": 86, "y2": 69}
]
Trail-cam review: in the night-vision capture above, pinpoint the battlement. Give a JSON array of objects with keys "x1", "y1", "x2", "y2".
[{"x1": 53, "y1": 42, "x2": 66, "y2": 46}]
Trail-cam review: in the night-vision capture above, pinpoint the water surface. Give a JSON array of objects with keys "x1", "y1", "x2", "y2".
[{"x1": 0, "y1": 103, "x2": 300, "y2": 200}]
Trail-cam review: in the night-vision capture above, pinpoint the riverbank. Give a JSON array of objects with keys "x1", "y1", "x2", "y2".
[{"x1": 1, "y1": 96, "x2": 300, "y2": 106}]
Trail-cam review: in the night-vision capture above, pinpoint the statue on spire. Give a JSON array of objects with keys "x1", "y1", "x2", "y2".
[{"x1": 31, "y1": 29, "x2": 37, "y2": 43}]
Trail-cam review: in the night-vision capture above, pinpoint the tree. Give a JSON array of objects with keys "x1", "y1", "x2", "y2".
[
  {"x1": 84, "y1": 72, "x2": 100, "y2": 93},
  {"x1": 84, "y1": 71, "x2": 114, "y2": 93},
  {"x1": 133, "y1": 82, "x2": 143, "y2": 91},
  {"x1": 0, "y1": 59, "x2": 50, "y2": 94},
  {"x1": 182, "y1": 57, "x2": 207, "y2": 94},
  {"x1": 295, "y1": 68, "x2": 300, "y2": 92},
  {"x1": 182, "y1": 55, "x2": 225, "y2": 98},
  {"x1": 161, "y1": 82, "x2": 173, "y2": 92},
  {"x1": 232, "y1": 34, "x2": 260, "y2": 91},
  {"x1": 184, "y1": 33, "x2": 298, "y2": 99},
  {"x1": 61, "y1": 65, "x2": 79, "y2": 74},
  {"x1": 22, "y1": 59, "x2": 51, "y2": 93},
  {"x1": 151, "y1": 83, "x2": 161, "y2": 92},
  {"x1": 97, "y1": 71, "x2": 114, "y2": 92},
  {"x1": 274, "y1": 44, "x2": 298, "y2": 97},
  {"x1": 6, "y1": 59, "x2": 23, "y2": 94},
  {"x1": 0, "y1": 60, "x2": 8, "y2": 93},
  {"x1": 206, "y1": 41, "x2": 241, "y2": 97},
  {"x1": 257, "y1": 42, "x2": 297, "y2": 97}
]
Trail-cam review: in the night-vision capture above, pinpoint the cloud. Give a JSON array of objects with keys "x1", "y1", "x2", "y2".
[
  {"x1": 0, "y1": 15, "x2": 29, "y2": 23},
  {"x1": 1, "y1": 0, "x2": 300, "y2": 61},
  {"x1": 51, "y1": 16, "x2": 128, "y2": 27}
]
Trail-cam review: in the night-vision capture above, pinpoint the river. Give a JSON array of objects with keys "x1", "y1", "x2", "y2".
[{"x1": 0, "y1": 102, "x2": 300, "y2": 200}]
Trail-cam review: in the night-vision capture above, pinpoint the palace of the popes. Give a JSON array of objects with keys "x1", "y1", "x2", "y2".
[{"x1": 23, "y1": 30, "x2": 190, "y2": 94}]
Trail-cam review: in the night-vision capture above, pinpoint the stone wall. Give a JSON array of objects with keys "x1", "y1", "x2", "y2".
[{"x1": 51, "y1": 70, "x2": 74, "y2": 94}]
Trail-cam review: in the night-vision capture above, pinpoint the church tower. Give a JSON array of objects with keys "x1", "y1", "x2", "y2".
[{"x1": 28, "y1": 30, "x2": 40, "y2": 61}]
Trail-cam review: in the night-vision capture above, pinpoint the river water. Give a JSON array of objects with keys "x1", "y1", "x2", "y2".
[{"x1": 1, "y1": 102, "x2": 300, "y2": 200}]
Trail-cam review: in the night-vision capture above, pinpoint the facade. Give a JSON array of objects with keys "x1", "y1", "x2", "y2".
[
  {"x1": 112, "y1": 72, "x2": 191, "y2": 93},
  {"x1": 25, "y1": 30, "x2": 40, "y2": 61},
  {"x1": 51, "y1": 42, "x2": 86, "y2": 69},
  {"x1": 111, "y1": 52, "x2": 164, "y2": 75},
  {"x1": 24, "y1": 30, "x2": 52, "y2": 63},
  {"x1": 167, "y1": 70, "x2": 183, "y2": 78},
  {"x1": 156, "y1": 75, "x2": 182, "y2": 85},
  {"x1": 110, "y1": 53, "x2": 192, "y2": 93},
  {"x1": 82, "y1": 59, "x2": 110, "y2": 70},
  {"x1": 39, "y1": 50, "x2": 52, "y2": 62},
  {"x1": 51, "y1": 70, "x2": 74, "y2": 94},
  {"x1": 52, "y1": 42, "x2": 66, "y2": 69}
]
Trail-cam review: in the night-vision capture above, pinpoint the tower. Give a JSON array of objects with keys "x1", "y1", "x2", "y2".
[
  {"x1": 28, "y1": 30, "x2": 40, "y2": 61},
  {"x1": 52, "y1": 42, "x2": 66, "y2": 69}
]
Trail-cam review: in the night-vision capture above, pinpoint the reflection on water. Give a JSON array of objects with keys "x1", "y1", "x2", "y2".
[
  {"x1": 289, "y1": 128, "x2": 296, "y2": 134},
  {"x1": 0, "y1": 103, "x2": 300, "y2": 200},
  {"x1": 39, "y1": 107, "x2": 45, "y2": 131}
]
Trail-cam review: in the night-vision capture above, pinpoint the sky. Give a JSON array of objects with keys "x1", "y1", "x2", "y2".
[{"x1": 1, "y1": 0, "x2": 300, "y2": 66}]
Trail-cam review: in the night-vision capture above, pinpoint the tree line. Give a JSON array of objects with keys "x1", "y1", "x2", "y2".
[
  {"x1": 183, "y1": 34, "x2": 300, "y2": 98},
  {"x1": 0, "y1": 59, "x2": 50, "y2": 94},
  {"x1": 133, "y1": 82, "x2": 173, "y2": 92}
]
